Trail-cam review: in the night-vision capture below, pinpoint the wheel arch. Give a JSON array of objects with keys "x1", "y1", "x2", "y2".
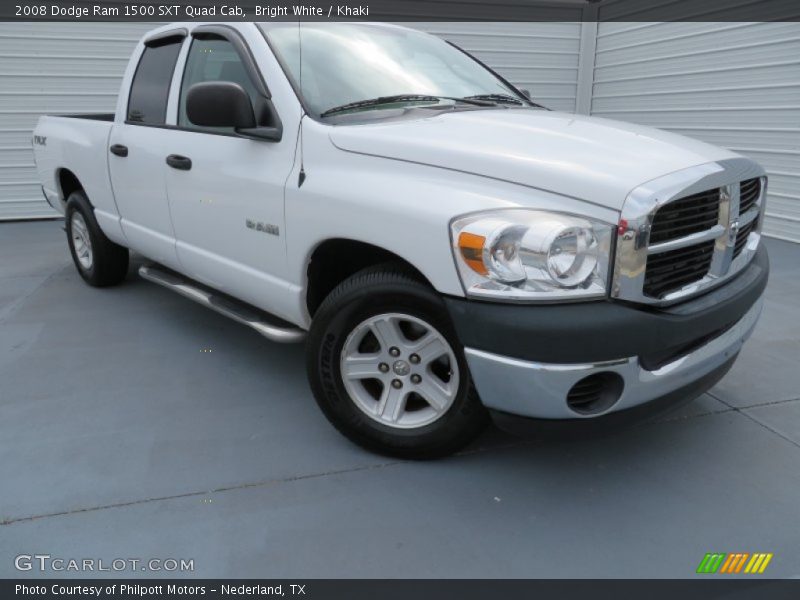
[
  {"x1": 305, "y1": 238, "x2": 433, "y2": 318},
  {"x1": 57, "y1": 168, "x2": 85, "y2": 203}
]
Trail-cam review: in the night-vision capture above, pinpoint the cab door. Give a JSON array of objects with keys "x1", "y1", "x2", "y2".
[
  {"x1": 108, "y1": 33, "x2": 184, "y2": 270},
  {"x1": 164, "y1": 29, "x2": 298, "y2": 318}
]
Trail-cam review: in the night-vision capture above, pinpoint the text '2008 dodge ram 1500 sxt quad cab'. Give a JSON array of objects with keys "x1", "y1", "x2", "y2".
[{"x1": 33, "y1": 22, "x2": 768, "y2": 458}]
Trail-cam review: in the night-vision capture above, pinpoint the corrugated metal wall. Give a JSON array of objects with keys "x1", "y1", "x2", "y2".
[
  {"x1": 590, "y1": 22, "x2": 800, "y2": 242},
  {"x1": 0, "y1": 20, "x2": 798, "y2": 243},
  {"x1": 0, "y1": 21, "x2": 584, "y2": 220},
  {"x1": 0, "y1": 23, "x2": 157, "y2": 219}
]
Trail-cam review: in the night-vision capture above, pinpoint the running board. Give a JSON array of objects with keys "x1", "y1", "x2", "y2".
[{"x1": 138, "y1": 264, "x2": 306, "y2": 344}]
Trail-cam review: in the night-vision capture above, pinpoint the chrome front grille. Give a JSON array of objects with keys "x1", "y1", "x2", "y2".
[
  {"x1": 648, "y1": 188, "x2": 720, "y2": 245},
  {"x1": 643, "y1": 240, "x2": 715, "y2": 299},
  {"x1": 734, "y1": 218, "x2": 757, "y2": 259},
  {"x1": 738, "y1": 177, "x2": 761, "y2": 214},
  {"x1": 613, "y1": 158, "x2": 766, "y2": 306}
]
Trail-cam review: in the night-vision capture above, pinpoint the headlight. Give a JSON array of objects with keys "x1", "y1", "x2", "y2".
[{"x1": 451, "y1": 209, "x2": 613, "y2": 302}]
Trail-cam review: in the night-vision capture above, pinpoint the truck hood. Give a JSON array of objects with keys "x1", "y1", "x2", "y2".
[{"x1": 328, "y1": 109, "x2": 740, "y2": 211}]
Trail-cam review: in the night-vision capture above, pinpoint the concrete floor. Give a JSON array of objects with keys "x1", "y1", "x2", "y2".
[{"x1": 1, "y1": 220, "x2": 798, "y2": 578}]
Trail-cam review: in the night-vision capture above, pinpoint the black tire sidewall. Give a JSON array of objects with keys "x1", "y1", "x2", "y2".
[
  {"x1": 308, "y1": 269, "x2": 487, "y2": 457},
  {"x1": 65, "y1": 192, "x2": 99, "y2": 284},
  {"x1": 65, "y1": 190, "x2": 128, "y2": 287}
]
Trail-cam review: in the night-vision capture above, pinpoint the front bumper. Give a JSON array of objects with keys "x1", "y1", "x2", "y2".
[{"x1": 445, "y1": 244, "x2": 768, "y2": 422}]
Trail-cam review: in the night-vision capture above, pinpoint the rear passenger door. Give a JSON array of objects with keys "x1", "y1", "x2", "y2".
[{"x1": 108, "y1": 32, "x2": 184, "y2": 270}]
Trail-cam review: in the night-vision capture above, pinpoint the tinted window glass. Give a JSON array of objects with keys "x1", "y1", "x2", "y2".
[
  {"x1": 127, "y1": 41, "x2": 182, "y2": 125},
  {"x1": 179, "y1": 38, "x2": 259, "y2": 132}
]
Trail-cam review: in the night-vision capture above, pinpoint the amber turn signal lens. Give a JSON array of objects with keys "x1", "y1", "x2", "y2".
[{"x1": 458, "y1": 232, "x2": 488, "y2": 275}]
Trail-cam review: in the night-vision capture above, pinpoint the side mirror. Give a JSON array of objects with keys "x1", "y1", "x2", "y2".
[
  {"x1": 519, "y1": 89, "x2": 531, "y2": 99},
  {"x1": 186, "y1": 81, "x2": 256, "y2": 129}
]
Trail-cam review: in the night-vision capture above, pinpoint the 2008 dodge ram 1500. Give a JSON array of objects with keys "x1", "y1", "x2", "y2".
[{"x1": 33, "y1": 22, "x2": 769, "y2": 457}]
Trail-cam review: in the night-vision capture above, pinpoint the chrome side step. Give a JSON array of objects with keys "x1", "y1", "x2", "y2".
[{"x1": 138, "y1": 264, "x2": 306, "y2": 344}]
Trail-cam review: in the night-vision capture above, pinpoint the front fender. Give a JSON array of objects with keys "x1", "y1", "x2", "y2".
[{"x1": 285, "y1": 131, "x2": 620, "y2": 311}]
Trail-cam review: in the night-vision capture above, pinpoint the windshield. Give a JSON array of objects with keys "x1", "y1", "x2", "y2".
[{"x1": 262, "y1": 23, "x2": 527, "y2": 117}]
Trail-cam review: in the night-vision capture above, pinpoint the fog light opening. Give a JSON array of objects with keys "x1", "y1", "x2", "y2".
[{"x1": 566, "y1": 372, "x2": 624, "y2": 416}]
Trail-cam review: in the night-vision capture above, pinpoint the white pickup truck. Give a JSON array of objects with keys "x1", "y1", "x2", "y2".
[{"x1": 33, "y1": 22, "x2": 768, "y2": 457}]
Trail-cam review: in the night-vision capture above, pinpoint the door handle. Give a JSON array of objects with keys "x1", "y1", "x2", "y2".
[
  {"x1": 109, "y1": 144, "x2": 128, "y2": 157},
  {"x1": 166, "y1": 154, "x2": 192, "y2": 171}
]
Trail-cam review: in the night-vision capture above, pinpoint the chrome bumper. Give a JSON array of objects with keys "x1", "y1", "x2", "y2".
[{"x1": 465, "y1": 298, "x2": 763, "y2": 420}]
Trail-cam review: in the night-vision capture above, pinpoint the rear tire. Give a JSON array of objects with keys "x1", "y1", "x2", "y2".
[
  {"x1": 306, "y1": 264, "x2": 489, "y2": 459},
  {"x1": 65, "y1": 190, "x2": 129, "y2": 287}
]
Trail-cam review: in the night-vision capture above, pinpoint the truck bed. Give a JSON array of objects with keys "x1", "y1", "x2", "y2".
[
  {"x1": 57, "y1": 113, "x2": 115, "y2": 121},
  {"x1": 32, "y1": 114, "x2": 116, "y2": 218}
]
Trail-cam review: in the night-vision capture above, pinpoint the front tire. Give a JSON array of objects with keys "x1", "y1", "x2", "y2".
[
  {"x1": 65, "y1": 190, "x2": 129, "y2": 287},
  {"x1": 306, "y1": 265, "x2": 488, "y2": 459}
]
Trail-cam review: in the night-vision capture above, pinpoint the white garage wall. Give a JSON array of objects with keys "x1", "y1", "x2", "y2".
[
  {"x1": 0, "y1": 20, "x2": 798, "y2": 244},
  {"x1": 0, "y1": 21, "x2": 584, "y2": 221},
  {"x1": 0, "y1": 23, "x2": 158, "y2": 219},
  {"x1": 589, "y1": 22, "x2": 800, "y2": 242}
]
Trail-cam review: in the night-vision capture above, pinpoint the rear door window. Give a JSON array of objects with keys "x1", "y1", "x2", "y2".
[{"x1": 127, "y1": 40, "x2": 183, "y2": 125}]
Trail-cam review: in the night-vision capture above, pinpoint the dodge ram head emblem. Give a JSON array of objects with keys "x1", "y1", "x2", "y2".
[{"x1": 728, "y1": 217, "x2": 740, "y2": 245}]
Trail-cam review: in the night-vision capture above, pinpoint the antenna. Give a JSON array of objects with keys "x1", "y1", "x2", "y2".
[
  {"x1": 297, "y1": 21, "x2": 302, "y2": 92},
  {"x1": 297, "y1": 21, "x2": 306, "y2": 188}
]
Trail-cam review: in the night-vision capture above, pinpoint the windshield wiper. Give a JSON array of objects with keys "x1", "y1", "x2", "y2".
[
  {"x1": 319, "y1": 94, "x2": 492, "y2": 118},
  {"x1": 464, "y1": 93, "x2": 548, "y2": 109},
  {"x1": 462, "y1": 93, "x2": 524, "y2": 105}
]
